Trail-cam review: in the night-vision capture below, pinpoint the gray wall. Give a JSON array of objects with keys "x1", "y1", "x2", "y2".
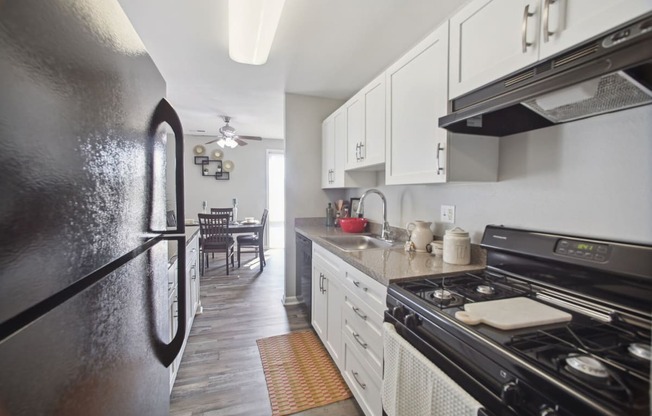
[
  {"x1": 167, "y1": 133, "x2": 284, "y2": 222},
  {"x1": 346, "y1": 105, "x2": 652, "y2": 244},
  {"x1": 284, "y1": 93, "x2": 345, "y2": 304}
]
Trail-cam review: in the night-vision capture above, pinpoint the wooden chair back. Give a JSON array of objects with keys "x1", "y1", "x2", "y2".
[
  {"x1": 210, "y1": 207, "x2": 233, "y2": 222},
  {"x1": 198, "y1": 213, "x2": 232, "y2": 248}
]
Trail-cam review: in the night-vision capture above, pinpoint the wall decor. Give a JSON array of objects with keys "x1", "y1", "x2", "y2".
[
  {"x1": 194, "y1": 156, "x2": 209, "y2": 165},
  {"x1": 192, "y1": 147, "x2": 233, "y2": 180},
  {"x1": 223, "y1": 160, "x2": 235, "y2": 172}
]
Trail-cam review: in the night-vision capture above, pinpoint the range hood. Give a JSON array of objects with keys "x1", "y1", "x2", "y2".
[{"x1": 439, "y1": 14, "x2": 652, "y2": 136}]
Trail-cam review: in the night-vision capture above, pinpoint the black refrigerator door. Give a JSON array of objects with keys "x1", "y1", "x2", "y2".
[
  {"x1": 0, "y1": 240, "x2": 171, "y2": 416},
  {"x1": 0, "y1": 0, "x2": 167, "y2": 323}
]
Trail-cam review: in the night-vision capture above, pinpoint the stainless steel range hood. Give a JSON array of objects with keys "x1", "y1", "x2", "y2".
[{"x1": 439, "y1": 14, "x2": 652, "y2": 137}]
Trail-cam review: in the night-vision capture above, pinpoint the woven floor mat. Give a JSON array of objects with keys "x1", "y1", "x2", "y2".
[{"x1": 257, "y1": 330, "x2": 352, "y2": 416}]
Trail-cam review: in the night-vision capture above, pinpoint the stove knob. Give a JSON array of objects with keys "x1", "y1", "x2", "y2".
[
  {"x1": 392, "y1": 305, "x2": 404, "y2": 318},
  {"x1": 539, "y1": 407, "x2": 558, "y2": 416},
  {"x1": 404, "y1": 313, "x2": 417, "y2": 328},
  {"x1": 500, "y1": 381, "x2": 522, "y2": 407}
]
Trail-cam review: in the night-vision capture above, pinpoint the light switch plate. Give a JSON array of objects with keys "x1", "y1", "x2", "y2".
[{"x1": 441, "y1": 205, "x2": 455, "y2": 223}]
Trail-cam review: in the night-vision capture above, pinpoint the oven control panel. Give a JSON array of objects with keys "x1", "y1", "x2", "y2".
[{"x1": 554, "y1": 239, "x2": 609, "y2": 262}]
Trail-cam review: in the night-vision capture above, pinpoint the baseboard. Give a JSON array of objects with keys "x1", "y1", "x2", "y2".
[{"x1": 282, "y1": 295, "x2": 301, "y2": 306}]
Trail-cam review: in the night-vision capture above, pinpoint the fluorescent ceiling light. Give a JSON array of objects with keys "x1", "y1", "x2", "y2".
[{"x1": 228, "y1": 0, "x2": 286, "y2": 65}]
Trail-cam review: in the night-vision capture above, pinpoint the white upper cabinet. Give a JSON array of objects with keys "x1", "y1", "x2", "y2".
[
  {"x1": 332, "y1": 109, "x2": 347, "y2": 187},
  {"x1": 345, "y1": 74, "x2": 386, "y2": 170},
  {"x1": 449, "y1": 0, "x2": 541, "y2": 99},
  {"x1": 322, "y1": 107, "x2": 375, "y2": 189},
  {"x1": 385, "y1": 23, "x2": 450, "y2": 185},
  {"x1": 450, "y1": 0, "x2": 652, "y2": 99},
  {"x1": 345, "y1": 95, "x2": 364, "y2": 169},
  {"x1": 386, "y1": 21, "x2": 499, "y2": 185},
  {"x1": 538, "y1": 0, "x2": 652, "y2": 60},
  {"x1": 321, "y1": 115, "x2": 335, "y2": 188}
]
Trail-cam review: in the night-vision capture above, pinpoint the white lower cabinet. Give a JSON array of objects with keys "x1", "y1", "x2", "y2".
[
  {"x1": 312, "y1": 243, "x2": 386, "y2": 416},
  {"x1": 168, "y1": 231, "x2": 201, "y2": 393},
  {"x1": 343, "y1": 331, "x2": 382, "y2": 416},
  {"x1": 312, "y1": 245, "x2": 344, "y2": 368}
]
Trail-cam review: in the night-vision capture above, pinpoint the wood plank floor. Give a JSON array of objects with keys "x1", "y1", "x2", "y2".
[{"x1": 170, "y1": 249, "x2": 365, "y2": 416}]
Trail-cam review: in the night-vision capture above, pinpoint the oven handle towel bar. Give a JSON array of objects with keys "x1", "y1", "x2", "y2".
[{"x1": 382, "y1": 322, "x2": 483, "y2": 416}]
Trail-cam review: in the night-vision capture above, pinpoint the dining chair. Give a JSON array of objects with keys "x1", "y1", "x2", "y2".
[
  {"x1": 237, "y1": 209, "x2": 268, "y2": 270},
  {"x1": 198, "y1": 213, "x2": 235, "y2": 275}
]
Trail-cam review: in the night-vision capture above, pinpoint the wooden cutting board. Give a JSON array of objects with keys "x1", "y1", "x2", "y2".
[{"x1": 455, "y1": 297, "x2": 572, "y2": 330}]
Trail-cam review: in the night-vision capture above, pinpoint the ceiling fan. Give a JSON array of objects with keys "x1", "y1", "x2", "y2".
[{"x1": 205, "y1": 116, "x2": 262, "y2": 148}]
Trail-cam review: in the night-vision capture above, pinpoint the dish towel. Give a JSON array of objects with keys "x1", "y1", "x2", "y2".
[{"x1": 382, "y1": 322, "x2": 482, "y2": 416}]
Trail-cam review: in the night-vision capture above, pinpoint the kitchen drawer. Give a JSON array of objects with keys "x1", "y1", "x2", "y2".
[
  {"x1": 343, "y1": 292, "x2": 383, "y2": 379},
  {"x1": 343, "y1": 336, "x2": 382, "y2": 416},
  {"x1": 342, "y1": 264, "x2": 386, "y2": 317}
]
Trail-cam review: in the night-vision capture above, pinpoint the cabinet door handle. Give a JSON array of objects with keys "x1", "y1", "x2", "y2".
[
  {"x1": 352, "y1": 371, "x2": 366, "y2": 389},
  {"x1": 436, "y1": 143, "x2": 445, "y2": 175},
  {"x1": 522, "y1": 4, "x2": 535, "y2": 53},
  {"x1": 353, "y1": 332, "x2": 368, "y2": 349},
  {"x1": 355, "y1": 143, "x2": 360, "y2": 161},
  {"x1": 319, "y1": 272, "x2": 326, "y2": 293},
  {"x1": 352, "y1": 306, "x2": 367, "y2": 320},
  {"x1": 543, "y1": 0, "x2": 556, "y2": 43},
  {"x1": 359, "y1": 143, "x2": 364, "y2": 161}
]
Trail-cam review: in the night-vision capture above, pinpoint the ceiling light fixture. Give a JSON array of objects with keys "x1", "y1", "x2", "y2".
[
  {"x1": 228, "y1": 0, "x2": 286, "y2": 65},
  {"x1": 216, "y1": 137, "x2": 239, "y2": 149}
]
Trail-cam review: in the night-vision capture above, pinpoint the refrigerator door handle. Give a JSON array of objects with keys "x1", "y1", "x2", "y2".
[
  {"x1": 149, "y1": 98, "x2": 185, "y2": 235},
  {"x1": 158, "y1": 235, "x2": 187, "y2": 367}
]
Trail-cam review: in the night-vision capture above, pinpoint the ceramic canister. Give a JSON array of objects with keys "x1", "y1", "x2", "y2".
[{"x1": 443, "y1": 227, "x2": 471, "y2": 265}]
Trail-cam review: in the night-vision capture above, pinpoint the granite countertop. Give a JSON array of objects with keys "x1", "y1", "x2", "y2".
[{"x1": 295, "y1": 218, "x2": 485, "y2": 286}]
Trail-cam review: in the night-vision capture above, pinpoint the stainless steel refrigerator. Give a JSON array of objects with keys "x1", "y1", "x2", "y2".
[{"x1": 0, "y1": 0, "x2": 187, "y2": 414}]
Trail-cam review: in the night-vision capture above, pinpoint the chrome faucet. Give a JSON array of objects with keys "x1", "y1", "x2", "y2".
[{"x1": 356, "y1": 188, "x2": 393, "y2": 241}]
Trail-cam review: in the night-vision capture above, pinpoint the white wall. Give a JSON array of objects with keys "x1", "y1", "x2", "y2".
[
  {"x1": 346, "y1": 106, "x2": 652, "y2": 244},
  {"x1": 172, "y1": 134, "x2": 284, "y2": 222},
  {"x1": 284, "y1": 93, "x2": 345, "y2": 304}
]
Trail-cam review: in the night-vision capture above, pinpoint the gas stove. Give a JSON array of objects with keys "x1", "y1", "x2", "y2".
[{"x1": 385, "y1": 225, "x2": 651, "y2": 416}]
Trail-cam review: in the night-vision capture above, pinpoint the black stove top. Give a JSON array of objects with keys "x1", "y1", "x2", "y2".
[
  {"x1": 387, "y1": 225, "x2": 652, "y2": 416},
  {"x1": 398, "y1": 271, "x2": 531, "y2": 309}
]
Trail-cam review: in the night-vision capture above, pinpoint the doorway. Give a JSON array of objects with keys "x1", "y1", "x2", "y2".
[{"x1": 266, "y1": 150, "x2": 285, "y2": 248}]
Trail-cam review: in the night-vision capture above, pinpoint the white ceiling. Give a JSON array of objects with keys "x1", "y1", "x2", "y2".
[{"x1": 118, "y1": 0, "x2": 468, "y2": 139}]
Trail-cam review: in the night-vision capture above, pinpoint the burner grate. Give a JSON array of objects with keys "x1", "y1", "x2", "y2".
[{"x1": 508, "y1": 322, "x2": 650, "y2": 410}]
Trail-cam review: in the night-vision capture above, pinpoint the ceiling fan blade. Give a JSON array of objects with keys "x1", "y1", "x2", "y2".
[
  {"x1": 204, "y1": 138, "x2": 219, "y2": 144},
  {"x1": 235, "y1": 135, "x2": 262, "y2": 141},
  {"x1": 234, "y1": 138, "x2": 248, "y2": 146}
]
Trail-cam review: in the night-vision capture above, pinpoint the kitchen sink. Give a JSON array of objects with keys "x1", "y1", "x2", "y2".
[{"x1": 320, "y1": 234, "x2": 397, "y2": 251}]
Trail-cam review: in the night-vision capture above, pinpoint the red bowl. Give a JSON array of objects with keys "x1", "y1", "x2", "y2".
[{"x1": 339, "y1": 217, "x2": 368, "y2": 233}]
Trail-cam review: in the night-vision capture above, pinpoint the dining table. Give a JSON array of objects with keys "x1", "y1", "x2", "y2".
[{"x1": 187, "y1": 220, "x2": 265, "y2": 272}]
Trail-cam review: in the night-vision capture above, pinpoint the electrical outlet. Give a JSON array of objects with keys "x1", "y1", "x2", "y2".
[{"x1": 441, "y1": 205, "x2": 455, "y2": 223}]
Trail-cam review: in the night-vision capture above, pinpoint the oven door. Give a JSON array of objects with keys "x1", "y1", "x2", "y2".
[{"x1": 384, "y1": 311, "x2": 515, "y2": 416}]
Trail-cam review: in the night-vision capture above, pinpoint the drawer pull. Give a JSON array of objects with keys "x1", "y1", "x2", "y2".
[
  {"x1": 352, "y1": 306, "x2": 367, "y2": 320},
  {"x1": 353, "y1": 332, "x2": 368, "y2": 349},
  {"x1": 352, "y1": 280, "x2": 368, "y2": 291},
  {"x1": 352, "y1": 371, "x2": 366, "y2": 389}
]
